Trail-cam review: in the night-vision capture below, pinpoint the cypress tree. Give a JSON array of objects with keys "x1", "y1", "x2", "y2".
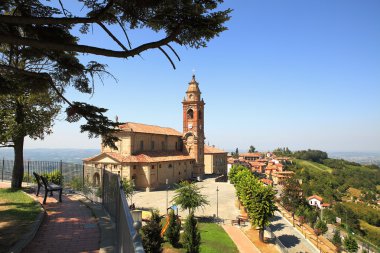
[
  {"x1": 142, "y1": 210, "x2": 163, "y2": 253},
  {"x1": 183, "y1": 212, "x2": 201, "y2": 253},
  {"x1": 165, "y1": 210, "x2": 181, "y2": 247}
]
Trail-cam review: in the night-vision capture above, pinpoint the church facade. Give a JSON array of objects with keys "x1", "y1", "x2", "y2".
[{"x1": 83, "y1": 76, "x2": 225, "y2": 191}]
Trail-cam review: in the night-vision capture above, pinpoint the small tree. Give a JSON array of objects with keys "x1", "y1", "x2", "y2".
[
  {"x1": 343, "y1": 235, "x2": 358, "y2": 253},
  {"x1": 142, "y1": 210, "x2": 163, "y2": 253},
  {"x1": 165, "y1": 210, "x2": 181, "y2": 247},
  {"x1": 332, "y1": 229, "x2": 342, "y2": 251},
  {"x1": 233, "y1": 148, "x2": 239, "y2": 158},
  {"x1": 183, "y1": 211, "x2": 201, "y2": 253},
  {"x1": 172, "y1": 181, "x2": 209, "y2": 214},
  {"x1": 249, "y1": 184, "x2": 277, "y2": 242},
  {"x1": 248, "y1": 145, "x2": 256, "y2": 153},
  {"x1": 281, "y1": 177, "x2": 304, "y2": 226},
  {"x1": 314, "y1": 219, "x2": 328, "y2": 235},
  {"x1": 122, "y1": 179, "x2": 135, "y2": 202}
]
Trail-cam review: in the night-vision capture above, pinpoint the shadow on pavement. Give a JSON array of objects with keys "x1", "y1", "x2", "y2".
[
  {"x1": 270, "y1": 215, "x2": 282, "y2": 222},
  {"x1": 270, "y1": 223, "x2": 285, "y2": 232},
  {"x1": 278, "y1": 234, "x2": 300, "y2": 248}
]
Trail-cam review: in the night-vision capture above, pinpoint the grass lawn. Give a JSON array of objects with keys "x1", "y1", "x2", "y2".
[
  {"x1": 0, "y1": 188, "x2": 41, "y2": 253},
  {"x1": 162, "y1": 222, "x2": 238, "y2": 253},
  {"x1": 294, "y1": 159, "x2": 333, "y2": 173},
  {"x1": 198, "y1": 223, "x2": 238, "y2": 253},
  {"x1": 359, "y1": 220, "x2": 380, "y2": 248}
]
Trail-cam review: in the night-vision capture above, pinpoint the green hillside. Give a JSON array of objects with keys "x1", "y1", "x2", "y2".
[{"x1": 294, "y1": 159, "x2": 332, "y2": 173}]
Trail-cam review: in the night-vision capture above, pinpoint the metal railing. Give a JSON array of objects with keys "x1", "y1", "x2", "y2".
[
  {"x1": 0, "y1": 158, "x2": 83, "y2": 187},
  {"x1": 102, "y1": 170, "x2": 144, "y2": 253}
]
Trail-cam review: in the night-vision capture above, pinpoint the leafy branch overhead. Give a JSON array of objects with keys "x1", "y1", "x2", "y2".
[
  {"x1": 0, "y1": 0, "x2": 231, "y2": 66},
  {"x1": 0, "y1": 0, "x2": 231, "y2": 148}
]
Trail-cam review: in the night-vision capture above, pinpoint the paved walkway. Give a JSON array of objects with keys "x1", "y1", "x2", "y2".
[
  {"x1": 22, "y1": 192, "x2": 100, "y2": 253},
  {"x1": 270, "y1": 211, "x2": 317, "y2": 253},
  {"x1": 134, "y1": 178, "x2": 240, "y2": 220},
  {"x1": 222, "y1": 225, "x2": 261, "y2": 253}
]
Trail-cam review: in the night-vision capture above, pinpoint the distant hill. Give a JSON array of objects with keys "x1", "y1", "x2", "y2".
[
  {"x1": 329, "y1": 151, "x2": 380, "y2": 166},
  {"x1": 0, "y1": 148, "x2": 100, "y2": 164}
]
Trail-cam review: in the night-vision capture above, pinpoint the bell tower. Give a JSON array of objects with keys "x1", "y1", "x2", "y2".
[{"x1": 182, "y1": 75, "x2": 205, "y2": 177}]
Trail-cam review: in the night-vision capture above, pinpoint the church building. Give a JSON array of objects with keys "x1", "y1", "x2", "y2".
[{"x1": 83, "y1": 75, "x2": 226, "y2": 191}]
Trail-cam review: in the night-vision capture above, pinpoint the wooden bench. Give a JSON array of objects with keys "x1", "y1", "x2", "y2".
[{"x1": 33, "y1": 172, "x2": 63, "y2": 204}]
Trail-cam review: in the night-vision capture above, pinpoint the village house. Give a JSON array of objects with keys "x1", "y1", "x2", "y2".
[
  {"x1": 272, "y1": 171, "x2": 295, "y2": 185},
  {"x1": 239, "y1": 152, "x2": 262, "y2": 161},
  {"x1": 204, "y1": 145, "x2": 228, "y2": 175},
  {"x1": 307, "y1": 195, "x2": 331, "y2": 209}
]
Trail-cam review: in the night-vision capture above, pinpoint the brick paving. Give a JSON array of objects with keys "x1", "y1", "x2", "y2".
[
  {"x1": 22, "y1": 193, "x2": 100, "y2": 253},
  {"x1": 222, "y1": 224, "x2": 261, "y2": 253}
]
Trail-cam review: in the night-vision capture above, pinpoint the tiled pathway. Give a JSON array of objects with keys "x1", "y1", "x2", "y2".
[
  {"x1": 222, "y1": 224, "x2": 261, "y2": 253},
  {"x1": 22, "y1": 193, "x2": 100, "y2": 253}
]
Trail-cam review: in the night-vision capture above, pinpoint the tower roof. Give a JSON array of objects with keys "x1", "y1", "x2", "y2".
[{"x1": 186, "y1": 74, "x2": 201, "y2": 94}]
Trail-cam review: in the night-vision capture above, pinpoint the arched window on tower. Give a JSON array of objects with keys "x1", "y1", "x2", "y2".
[
  {"x1": 199, "y1": 110, "x2": 203, "y2": 120},
  {"x1": 187, "y1": 109, "x2": 194, "y2": 119}
]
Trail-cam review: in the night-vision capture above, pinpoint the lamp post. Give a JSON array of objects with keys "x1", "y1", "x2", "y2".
[
  {"x1": 131, "y1": 179, "x2": 135, "y2": 205},
  {"x1": 216, "y1": 186, "x2": 219, "y2": 220},
  {"x1": 166, "y1": 178, "x2": 169, "y2": 214}
]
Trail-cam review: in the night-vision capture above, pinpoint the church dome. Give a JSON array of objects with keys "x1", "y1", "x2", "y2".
[{"x1": 186, "y1": 75, "x2": 201, "y2": 94}]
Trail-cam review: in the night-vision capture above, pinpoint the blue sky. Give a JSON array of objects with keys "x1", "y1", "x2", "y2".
[{"x1": 25, "y1": 1, "x2": 380, "y2": 152}]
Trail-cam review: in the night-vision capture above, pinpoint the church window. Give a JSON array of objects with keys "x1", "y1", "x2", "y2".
[
  {"x1": 140, "y1": 140, "x2": 144, "y2": 150},
  {"x1": 162, "y1": 141, "x2": 165, "y2": 150},
  {"x1": 187, "y1": 109, "x2": 194, "y2": 119},
  {"x1": 169, "y1": 164, "x2": 172, "y2": 168},
  {"x1": 133, "y1": 165, "x2": 137, "y2": 170},
  {"x1": 199, "y1": 110, "x2": 203, "y2": 120},
  {"x1": 175, "y1": 142, "x2": 178, "y2": 150},
  {"x1": 151, "y1": 141, "x2": 155, "y2": 150},
  {"x1": 151, "y1": 165, "x2": 155, "y2": 169},
  {"x1": 159, "y1": 164, "x2": 161, "y2": 168}
]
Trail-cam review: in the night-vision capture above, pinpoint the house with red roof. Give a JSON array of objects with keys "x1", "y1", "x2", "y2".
[{"x1": 307, "y1": 195, "x2": 330, "y2": 209}]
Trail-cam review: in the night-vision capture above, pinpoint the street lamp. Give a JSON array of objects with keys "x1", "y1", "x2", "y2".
[
  {"x1": 131, "y1": 179, "x2": 135, "y2": 205},
  {"x1": 216, "y1": 186, "x2": 219, "y2": 220},
  {"x1": 166, "y1": 178, "x2": 169, "y2": 214}
]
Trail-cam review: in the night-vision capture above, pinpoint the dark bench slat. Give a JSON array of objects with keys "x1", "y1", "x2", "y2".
[{"x1": 33, "y1": 172, "x2": 63, "y2": 204}]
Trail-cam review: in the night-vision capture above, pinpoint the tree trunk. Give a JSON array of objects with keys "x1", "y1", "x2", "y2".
[
  {"x1": 11, "y1": 101, "x2": 25, "y2": 189},
  {"x1": 259, "y1": 228, "x2": 264, "y2": 242},
  {"x1": 11, "y1": 136, "x2": 24, "y2": 189}
]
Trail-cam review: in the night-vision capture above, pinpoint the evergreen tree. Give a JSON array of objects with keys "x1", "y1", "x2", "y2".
[
  {"x1": 332, "y1": 230, "x2": 342, "y2": 247},
  {"x1": 280, "y1": 177, "x2": 304, "y2": 225},
  {"x1": 248, "y1": 145, "x2": 256, "y2": 153},
  {"x1": 314, "y1": 219, "x2": 328, "y2": 234},
  {"x1": 343, "y1": 235, "x2": 358, "y2": 253},
  {"x1": 142, "y1": 210, "x2": 163, "y2": 253},
  {"x1": 165, "y1": 210, "x2": 181, "y2": 247},
  {"x1": 232, "y1": 148, "x2": 239, "y2": 158},
  {"x1": 0, "y1": 0, "x2": 231, "y2": 152},
  {"x1": 183, "y1": 212, "x2": 201, "y2": 253}
]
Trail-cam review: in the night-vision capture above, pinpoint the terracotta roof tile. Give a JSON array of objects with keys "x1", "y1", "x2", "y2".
[
  {"x1": 240, "y1": 152, "x2": 262, "y2": 157},
  {"x1": 260, "y1": 178, "x2": 273, "y2": 185},
  {"x1": 204, "y1": 145, "x2": 227, "y2": 154},
  {"x1": 307, "y1": 195, "x2": 323, "y2": 201},
  {"x1": 119, "y1": 122, "x2": 182, "y2": 136},
  {"x1": 84, "y1": 151, "x2": 194, "y2": 163}
]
